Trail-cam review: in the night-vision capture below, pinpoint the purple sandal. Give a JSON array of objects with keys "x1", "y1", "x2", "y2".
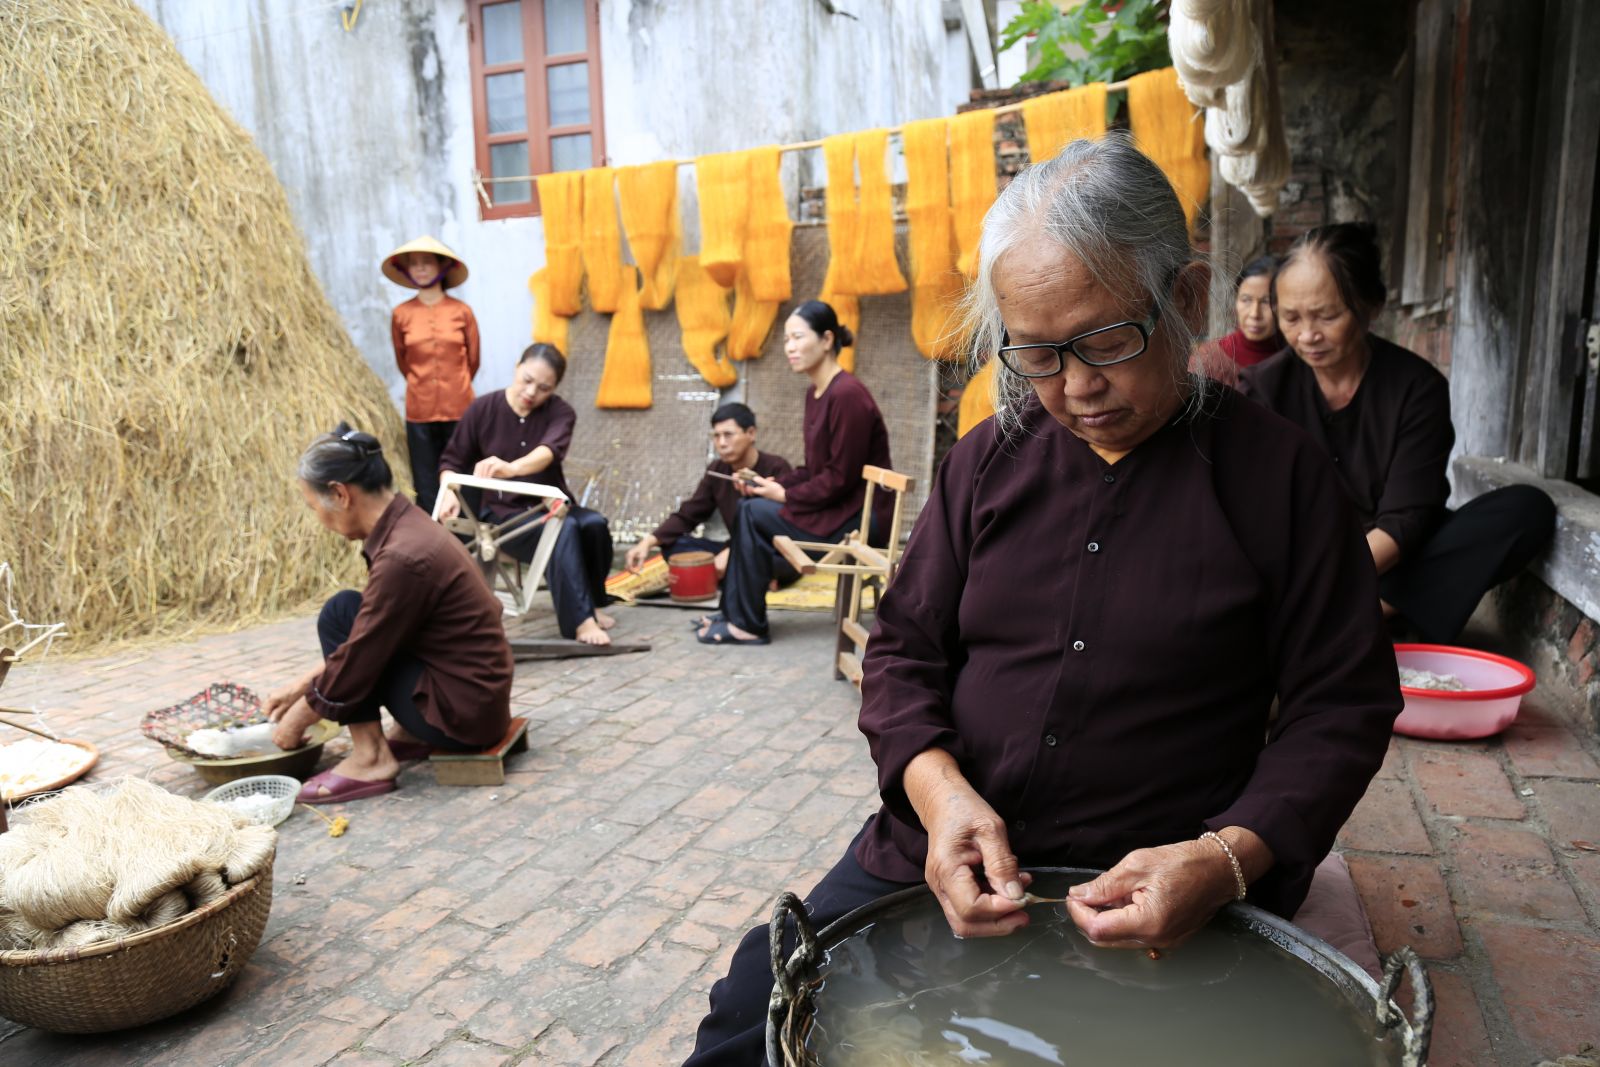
[{"x1": 298, "y1": 770, "x2": 398, "y2": 804}]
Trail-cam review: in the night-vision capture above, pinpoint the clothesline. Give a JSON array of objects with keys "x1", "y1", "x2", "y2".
[{"x1": 476, "y1": 77, "x2": 1133, "y2": 187}]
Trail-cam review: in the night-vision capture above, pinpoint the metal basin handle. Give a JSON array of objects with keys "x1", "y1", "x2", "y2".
[{"x1": 1376, "y1": 945, "x2": 1434, "y2": 1066}]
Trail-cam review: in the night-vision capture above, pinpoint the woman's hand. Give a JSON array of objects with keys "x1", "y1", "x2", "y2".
[
  {"x1": 624, "y1": 535, "x2": 658, "y2": 573},
  {"x1": 436, "y1": 493, "x2": 461, "y2": 521},
  {"x1": 1065, "y1": 829, "x2": 1270, "y2": 949},
  {"x1": 264, "y1": 671, "x2": 315, "y2": 722},
  {"x1": 473, "y1": 456, "x2": 516, "y2": 480},
  {"x1": 743, "y1": 473, "x2": 785, "y2": 503},
  {"x1": 905, "y1": 749, "x2": 1030, "y2": 938},
  {"x1": 268, "y1": 696, "x2": 322, "y2": 751}
]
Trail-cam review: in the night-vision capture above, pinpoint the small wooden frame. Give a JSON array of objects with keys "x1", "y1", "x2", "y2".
[
  {"x1": 429, "y1": 716, "x2": 529, "y2": 786},
  {"x1": 771, "y1": 464, "x2": 915, "y2": 687},
  {"x1": 432, "y1": 472, "x2": 570, "y2": 617}
]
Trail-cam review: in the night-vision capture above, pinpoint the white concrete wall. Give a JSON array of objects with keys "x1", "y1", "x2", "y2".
[{"x1": 137, "y1": 0, "x2": 967, "y2": 406}]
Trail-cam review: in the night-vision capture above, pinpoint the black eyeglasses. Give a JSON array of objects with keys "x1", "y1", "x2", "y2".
[{"x1": 997, "y1": 311, "x2": 1160, "y2": 377}]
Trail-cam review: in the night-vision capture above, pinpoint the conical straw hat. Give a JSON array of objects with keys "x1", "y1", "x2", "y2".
[{"x1": 382, "y1": 235, "x2": 469, "y2": 289}]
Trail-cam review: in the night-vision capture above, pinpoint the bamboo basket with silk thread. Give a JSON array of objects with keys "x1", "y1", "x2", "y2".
[{"x1": 0, "y1": 859, "x2": 273, "y2": 1033}]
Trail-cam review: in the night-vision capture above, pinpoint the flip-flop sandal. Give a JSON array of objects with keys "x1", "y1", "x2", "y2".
[
  {"x1": 689, "y1": 612, "x2": 724, "y2": 630},
  {"x1": 696, "y1": 618, "x2": 770, "y2": 646},
  {"x1": 386, "y1": 738, "x2": 432, "y2": 761},
  {"x1": 298, "y1": 770, "x2": 398, "y2": 805}
]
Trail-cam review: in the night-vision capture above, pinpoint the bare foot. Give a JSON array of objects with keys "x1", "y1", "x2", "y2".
[
  {"x1": 724, "y1": 621, "x2": 761, "y2": 641},
  {"x1": 594, "y1": 609, "x2": 617, "y2": 631},
  {"x1": 325, "y1": 748, "x2": 401, "y2": 784},
  {"x1": 575, "y1": 618, "x2": 613, "y2": 646}
]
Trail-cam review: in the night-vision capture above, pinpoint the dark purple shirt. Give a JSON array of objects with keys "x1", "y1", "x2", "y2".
[
  {"x1": 440, "y1": 392, "x2": 578, "y2": 520},
  {"x1": 651, "y1": 450, "x2": 795, "y2": 551},
  {"x1": 856, "y1": 389, "x2": 1401, "y2": 918},
  {"x1": 777, "y1": 371, "x2": 894, "y2": 538},
  {"x1": 308, "y1": 495, "x2": 513, "y2": 747},
  {"x1": 1238, "y1": 337, "x2": 1453, "y2": 560}
]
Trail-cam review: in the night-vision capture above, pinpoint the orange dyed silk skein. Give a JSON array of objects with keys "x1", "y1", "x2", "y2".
[
  {"x1": 849, "y1": 129, "x2": 907, "y2": 296},
  {"x1": 1022, "y1": 82, "x2": 1109, "y2": 164},
  {"x1": 818, "y1": 133, "x2": 863, "y2": 371},
  {"x1": 536, "y1": 171, "x2": 585, "y2": 316},
  {"x1": 901, "y1": 116, "x2": 962, "y2": 360},
  {"x1": 674, "y1": 255, "x2": 737, "y2": 389},
  {"x1": 595, "y1": 266, "x2": 652, "y2": 409},
  {"x1": 695, "y1": 149, "x2": 752, "y2": 288},
  {"x1": 617, "y1": 161, "x2": 680, "y2": 310},
  {"x1": 957, "y1": 358, "x2": 998, "y2": 439},
  {"x1": 1127, "y1": 67, "x2": 1210, "y2": 228},
  {"x1": 743, "y1": 145, "x2": 793, "y2": 303},
  {"x1": 581, "y1": 167, "x2": 623, "y2": 313},
  {"x1": 949, "y1": 108, "x2": 997, "y2": 279},
  {"x1": 528, "y1": 267, "x2": 569, "y2": 353}
]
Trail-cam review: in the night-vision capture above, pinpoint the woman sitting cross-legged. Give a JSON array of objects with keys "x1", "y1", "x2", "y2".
[
  {"x1": 267, "y1": 424, "x2": 513, "y2": 804},
  {"x1": 696, "y1": 300, "x2": 893, "y2": 646}
]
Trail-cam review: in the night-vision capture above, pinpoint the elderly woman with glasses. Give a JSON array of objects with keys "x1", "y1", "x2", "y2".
[{"x1": 683, "y1": 135, "x2": 1402, "y2": 1066}]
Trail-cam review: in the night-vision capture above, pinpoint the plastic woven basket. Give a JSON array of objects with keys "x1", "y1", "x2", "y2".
[
  {"x1": 0, "y1": 859, "x2": 274, "y2": 1034},
  {"x1": 140, "y1": 683, "x2": 265, "y2": 758},
  {"x1": 203, "y1": 775, "x2": 299, "y2": 827}
]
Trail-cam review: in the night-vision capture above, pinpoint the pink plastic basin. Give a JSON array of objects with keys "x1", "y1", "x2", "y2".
[{"x1": 1392, "y1": 644, "x2": 1535, "y2": 740}]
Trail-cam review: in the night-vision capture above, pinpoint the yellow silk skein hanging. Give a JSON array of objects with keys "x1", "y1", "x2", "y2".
[
  {"x1": 1022, "y1": 83, "x2": 1108, "y2": 164},
  {"x1": 617, "y1": 161, "x2": 680, "y2": 310},
  {"x1": 536, "y1": 171, "x2": 585, "y2": 316},
  {"x1": 849, "y1": 129, "x2": 907, "y2": 296},
  {"x1": 902, "y1": 117, "x2": 963, "y2": 361},
  {"x1": 695, "y1": 149, "x2": 752, "y2": 288},
  {"x1": 827, "y1": 293, "x2": 861, "y2": 375},
  {"x1": 744, "y1": 145, "x2": 793, "y2": 303},
  {"x1": 527, "y1": 267, "x2": 569, "y2": 353},
  {"x1": 728, "y1": 269, "x2": 779, "y2": 361},
  {"x1": 595, "y1": 266, "x2": 651, "y2": 409},
  {"x1": 581, "y1": 167, "x2": 623, "y2": 313},
  {"x1": 957, "y1": 359, "x2": 998, "y2": 438},
  {"x1": 819, "y1": 133, "x2": 860, "y2": 305},
  {"x1": 949, "y1": 108, "x2": 997, "y2": 278},
  {"x1": 674, "y1": 255, "x2": 737, "y2": 388},
  {"x1": 1127, "y1": 67, "x2": 1210, "y2": 228}
]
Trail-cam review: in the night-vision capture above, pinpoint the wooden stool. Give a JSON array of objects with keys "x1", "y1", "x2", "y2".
[{"x1": 429, "y1": 717, "x2": 529, "y2": 786}]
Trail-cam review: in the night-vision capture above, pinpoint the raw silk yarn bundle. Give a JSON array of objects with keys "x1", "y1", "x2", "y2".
[
  {"x1": 536, "y1": 171, "x2": 585, "y2": 316},
  {"x1": 616, "y1": 161, "x2": 680, "y2": 310},
  {"x1": 695, "y1": 149, "x2": 753, "y2": 288},
  {"x1": 1126, "y1": 67, "x2": 1210, "y2": 228},
  {"x1": 901, "y1": 117, "x2": 963, "y2": 361},
  {"x1": 1168, "y1": 0, "x2": 1258, "y2": 108},
  {"x1": 580, "y1": 167, "x2": 623, "y2": 313},
  {"x1": 1021, "y1": 83, "x2": 1109, "y2": 164},
  {"x1": 528, "y1": 268, "x2": 569, "y2": 351},
  {"x1": 595, "y1": 265, "x2": 652, "y2": 409},
  {"x1": 949, "y1": 108, "x2": 998, "y2": 278},
  {"x1": 0, "y1": 779, "x2": 275, "y2": 952},
  {"x1": 674, "y1": 256, "x2": 737, "y2": 388}
]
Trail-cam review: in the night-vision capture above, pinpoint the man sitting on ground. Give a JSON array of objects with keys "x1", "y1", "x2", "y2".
[{"x1": 624, "y1": 403, "x2": 793, "y2": 583}]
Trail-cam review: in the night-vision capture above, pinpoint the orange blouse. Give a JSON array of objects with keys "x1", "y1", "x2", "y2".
[{"x1": 391, "y1": 296, "x2": 480, "y2": 422}]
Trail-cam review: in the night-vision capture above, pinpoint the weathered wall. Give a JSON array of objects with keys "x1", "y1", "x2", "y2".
[{"x1": 136, "y1": 0, "x2": 965, "y2": 407}]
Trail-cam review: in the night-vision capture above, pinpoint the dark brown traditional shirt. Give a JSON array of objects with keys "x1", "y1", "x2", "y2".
[
  {"x1": 440, "y1": 392, "x2": 578, "y2": 519},
  {"x1": 856, "y1": 389, "x2": 1401, "y2": 918},
  {"x1": 650, "y1": 450, "x2": 795, "y2": 551},
  {"x1": 777, "y1": 371, "x2": 894, "y2": 538},
  {"x1": 308, "y1": 495, "x2": 512, "y2": 747},
  {"x1": 1238, "y1": 337, "x2": 1453, "y2": 560}
]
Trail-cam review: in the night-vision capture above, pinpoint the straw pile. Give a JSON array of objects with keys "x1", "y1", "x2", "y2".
[
  {"x1": 0, "y1": 0, "x2": 404, "y2": 646},
  {"x1": 0, "y1": 779, "x2": 276, "y2": 951}
]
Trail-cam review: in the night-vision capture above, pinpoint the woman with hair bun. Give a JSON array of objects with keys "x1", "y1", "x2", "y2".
[
  {"x1": 266, "y1": 423, "x2": 512, "y2": 804},
  {"x1": 696, "y1": 299, "x2": 893, "y2": 645},
  {"x1": 1240, "y1": 223, "x2": 1554, "y2": 642}
]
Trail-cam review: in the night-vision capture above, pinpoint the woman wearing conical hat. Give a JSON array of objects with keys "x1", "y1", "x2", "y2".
[{"x1": 384, "y1": 236, "x2": 480, "y2": 515}]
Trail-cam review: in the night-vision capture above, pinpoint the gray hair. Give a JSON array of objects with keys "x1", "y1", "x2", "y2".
[
  {"x1": 959, "y1": 132, "x2": 1211, "y2": 439},
  {"x1": 297, "y1": 423, "x2": 393, "y2": 499}
]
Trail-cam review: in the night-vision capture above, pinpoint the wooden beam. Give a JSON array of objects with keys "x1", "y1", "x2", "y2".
[
  {"x1": 862, "y1": 465, "x2": 913, "y2": 493},
  {"x1": 836, "y1": 651, "x2": 864, "y2": 686},
  {"x1": 841, "y1": 618, "x2": 870, "y2": 649},
  {"x1": 773, "y1": 535, "x2": 818, "y2": 575}
]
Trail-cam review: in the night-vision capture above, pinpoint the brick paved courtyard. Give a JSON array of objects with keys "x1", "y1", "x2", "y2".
[{"x1": 2, "y1": 603, "x2": 1598, "y2": 1065}]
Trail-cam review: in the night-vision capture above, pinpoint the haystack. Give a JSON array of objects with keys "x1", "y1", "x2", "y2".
[{"x1": 0, "y1": 0, "x2": 405, "y2": 645}]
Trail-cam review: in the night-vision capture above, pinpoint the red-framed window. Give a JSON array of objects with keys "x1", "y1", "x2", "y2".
[{"x1": 468, "y1": 0, "x2": 606, "y2": 219}]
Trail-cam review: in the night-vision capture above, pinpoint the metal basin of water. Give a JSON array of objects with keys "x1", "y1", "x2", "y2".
[{"x1": 766, "y1": 868, "x2": 1432, "y2": 1067}]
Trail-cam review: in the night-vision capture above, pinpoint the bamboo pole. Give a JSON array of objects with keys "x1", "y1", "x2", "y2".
[{"x1": 478, "y1": 78, "x2": 1134, "y2": 184}]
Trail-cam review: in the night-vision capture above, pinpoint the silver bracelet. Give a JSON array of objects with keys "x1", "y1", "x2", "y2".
[{"x1": 1201, "y1": 830, "x2": 1248, "y2": 901}]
